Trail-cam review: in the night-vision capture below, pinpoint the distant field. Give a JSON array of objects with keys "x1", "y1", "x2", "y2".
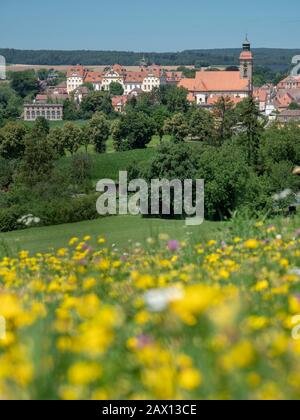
[
  {"x1": 6, "y1": 64, "x2": 189, "y2": 72},
  {"x1": 0, "y1": 215, "x2": 223, "y2": 256},
  {"x1": 22, "y1": 120, "x2": 87, "y2": 128},
  {"x1": 59, "y1": 146, "x2": 155, "y2": 181}
]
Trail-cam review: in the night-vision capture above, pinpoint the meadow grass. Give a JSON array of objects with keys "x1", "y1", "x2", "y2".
[{"x1": 0, "y1": 215, "x2": 224, "y2": 257}]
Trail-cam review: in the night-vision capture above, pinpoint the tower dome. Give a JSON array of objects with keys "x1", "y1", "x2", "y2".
[{"x1": 242, "y1": 35, "x2": 251, "y2": 51}]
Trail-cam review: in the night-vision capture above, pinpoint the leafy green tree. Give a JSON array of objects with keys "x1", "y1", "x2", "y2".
[
  {"x1": 10, "y1": 70, "x2": 39, "y2": 98},
  {"x1": 0, "y1": 157, "x2": 14, "y2": 190},
  {"x1": 37, "y1": 69, "x2": 49, "y2": 81},
  {"x1": 212, "y1": 96, "x2": 236, "y2": 145},
  {"x1": 129, "y1": 141, "x2": 198, "y2": 218},
  {"x1": 70, "y1": 152, "x2": 93, "y2": 193},
  {"x1": 112, "y1": 110, "x2": 154, "y2": 151},
  {"x1": 47, "y1": 127, "x2": 65, "y2": 157},
  {"x1": 189, "y1": 107, "x2": 215, "y2": 142},
  {"x1": 288, "y1": 102, "x2": 300, "y2": 110},
  {"x1": 162, "y1": 86, "x2": 189, "y2": 113},
  {"x1": 109, "y1": 82, "x2": 124, "y2": 96},
  {"x1": 152, "y1": 106, "x2": 170, "y2": 141},
  {"x1": 0, "y1": 84, "x2": 23, "y2": 120},
  {"x1": 86, "y1": 112, "x2": 110, "y2": 153},
  {"x1": 32, "y1": 117, "x2": 50, "y2": 138},
  {"x1": 258, "y1": 122, "x2": 300, "y2": 170},
  {"x1": 0, "y1": 121, "x2": 27, "y2": 159},
  {"x1": 267, "y1": 160, "x2": 300, "y2": 194},
  {"x1": 80, "y1": 91, "x2": 114, "y2": 118},
  {"x1": 63, "y1": 98, "x2": 80, "y2": 120},
  {"x1": 236, "y1": 97, "x2": 263, "y2": 166},
  {"x1": 62, "y1": 122, "x2": 82, "y2": 156},
  {"x1": 196, "y1": 143, "x2": 253, "y2": 220},
  {"x1": 163, "y1": 113, "x2": 188, "y2": 143},
  {"x1": 17, "y1": 129, "x2": 57, "y2": 187}
]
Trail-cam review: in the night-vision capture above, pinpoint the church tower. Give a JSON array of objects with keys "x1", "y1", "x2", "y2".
[{"x1": 240, "y1": 36, "x2": 253, "y2": 94}]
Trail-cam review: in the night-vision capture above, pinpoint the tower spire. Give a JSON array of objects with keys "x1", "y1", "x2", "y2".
[{"x1": 243, "y1": 34, "x2": 251, "y2": 51}]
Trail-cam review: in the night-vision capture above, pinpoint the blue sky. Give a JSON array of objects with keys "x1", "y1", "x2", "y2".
[{"x1": 0, "y1": 0, "x2": 300, "y2": 51}]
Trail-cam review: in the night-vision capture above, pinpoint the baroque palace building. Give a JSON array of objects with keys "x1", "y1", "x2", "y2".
[
  {"x1": 67, "y1": 63, "x2": 182, "y2": 95},
  {"x1": 179, "y1": 38, "x2": 253, "y2": 106}
]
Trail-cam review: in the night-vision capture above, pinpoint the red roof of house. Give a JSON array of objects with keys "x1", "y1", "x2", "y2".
[
  {"x1": 84, "y1": 71, "x2": 103, "y2": 83},
  {"x1": 206, "y1": 95, "x2": 244, "y2": 105},
  {"x1": 253, "y1": 88, "x2": 268, "y2": 102},
  {"x1": 67, "y1": 66, "x2": 85, "y2": 78},
  {"x1": 124, "y1": 72, "x2": 145, "y2": 83},
  {"x1": 179, "y1": 70, "x2": 249, "y2": 93},
  {"x1": 112, "y1": 95, "x2": 128, "y2": 107}
]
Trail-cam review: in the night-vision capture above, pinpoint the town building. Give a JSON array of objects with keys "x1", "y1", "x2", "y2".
[
  {"x1": 67, "y1": 63, "x2": 171, "y2": 96},
  {"x1": 66, "y1": 66, "x2": 87, "y2": 94},
  {"x1": 277, "y1": 109, "x2": 300, "y2": 124},
  {"x1": 277, "y1": 75, "x2": 300, "y2": 91},
  {"x1": 112, "y1": 95, "x2": 128, "y2": 113},
  {"x1": 24, "y1": 103, "x2": 63, "y2": 121},
  {"x1": 179, "y1": 38, "x2": 253, "y2": 106}
]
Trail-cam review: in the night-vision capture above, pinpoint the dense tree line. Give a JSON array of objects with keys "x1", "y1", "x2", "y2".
[{"x1": 1, "y1": 48, "x2": 299, "y2": 71}]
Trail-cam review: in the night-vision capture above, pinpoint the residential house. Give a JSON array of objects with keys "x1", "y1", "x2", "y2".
[{"x1": 277, "y1": 109, "x2": 300, "y2": 124}]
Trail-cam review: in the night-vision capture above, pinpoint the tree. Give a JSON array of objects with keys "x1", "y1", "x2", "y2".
[
  {"x1": 86, "y1": 112, "x2": 110, "y2": 153},
  {"x1": 112, "y1": 110, "x2": 154, "y2": 151},
  {"x1": 63, "y1": 98, "x2": 80, "y2": 121},
  {"x1": 163, "y1": 113, "x2": 189, "y2": 143},
  {"x1": 17, "y1": 129, "x2": 57, "y2": 187},
  {"x1": 0, "y1": 157, "x2": 14, "y2": 190},
  {"x1": 161, "y1": 86, "x2": 189, "y2": 113},
  {"x1": 37, "y1": 69, "x2": 49, "y2": 81},
  {"x1": 189, "y1": 107, "x2": 215, "y2": 142},
  {"x1": 62, "y1": 122, "x2": 82, "y2": 156},
  {"x1": 258, "y1": 122, "x2": 300, "y2": 171},
  {"x1": 237, "y1": 97, "x2": 263, "y2": 166},
  {"x1": 32, "y1": 117, "x2": 50, "y2": 138},
  {"x1": 10, "y1": 70, "x2": 39, "y2": 98},
  {"x1": 0, "y1": 121, "x2": 27, "y2": 160},
  {"x1": 196, "y1": 143, "x2": 253, "y2": 220},
  {"x1": 47, "y1": 127, "x2": 65, "y2": 157},
  {"x1": 80, "y1": 91, "x2": 114, "y2": 118},
  {"x1": 109, "y1": 82, "x2": 124, "y2": 96},
  {"x1": 212, "y1": 96, "x2": 236, "y2": 145},
  {"x1": 129, "y1": 141, "x2": 198, "y2": 218},
  {"x1": 0, "y1": 84, "x2": 23, "y2": 121},
  {"x1": 288, "y1": 102, "x2": 300, "y2": 110},
  {"x1": 152, "y1": 106, "x2": 170, "y2": 141}
]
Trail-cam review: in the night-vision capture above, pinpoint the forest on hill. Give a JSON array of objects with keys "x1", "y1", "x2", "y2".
[{"x1": 1, "y1": 48, "x2": 300, "y2": 71}]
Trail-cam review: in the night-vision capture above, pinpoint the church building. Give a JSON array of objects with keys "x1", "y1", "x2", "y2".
[{"x1": 179, "y1": 38, "x2": 253, "y2": 106}]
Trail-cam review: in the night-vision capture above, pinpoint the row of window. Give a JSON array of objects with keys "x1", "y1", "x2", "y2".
[{"x1": 26, "y1": 110, "x2": 62, "y2": 119}]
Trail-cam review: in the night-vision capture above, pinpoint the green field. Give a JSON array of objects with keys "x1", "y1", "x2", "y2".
[
  {"x1": 0, "y1": 215, "x2": 224, "y2": 256},
  {"x1": 22, "y1": 120, "x2": 88, "y2": 128}
]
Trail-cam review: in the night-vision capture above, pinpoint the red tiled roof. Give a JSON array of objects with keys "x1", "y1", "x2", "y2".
[
  {"x1": 179, "y1": 71, "x2": 249, "y2": 93},
  {"x1": 253, "y1": 88, "x2": 268, "y2": 102},
  {"x1": 84, "y1": 71, "x2": 103, "y2": 83},
  {"x1": 124, "y1": 72, "x2": 145, "y2": 83},
  {"x1": 206, "y1": 95, "x2": 244, "y2": 105},
  {"x1": 112, "y1": 95, "x2": 128, "y2": 107},
  {"x1": 67, "y1": 66, "x2": 85, "y2": 78}
]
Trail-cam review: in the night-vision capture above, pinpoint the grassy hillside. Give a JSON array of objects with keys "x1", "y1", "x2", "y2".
[
  {"x1": 0, "y1": 215, "x2": 223, "y2": 256},
  {"x1": 58, "y1": 147, "x2": 155, "y2": 182}
]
